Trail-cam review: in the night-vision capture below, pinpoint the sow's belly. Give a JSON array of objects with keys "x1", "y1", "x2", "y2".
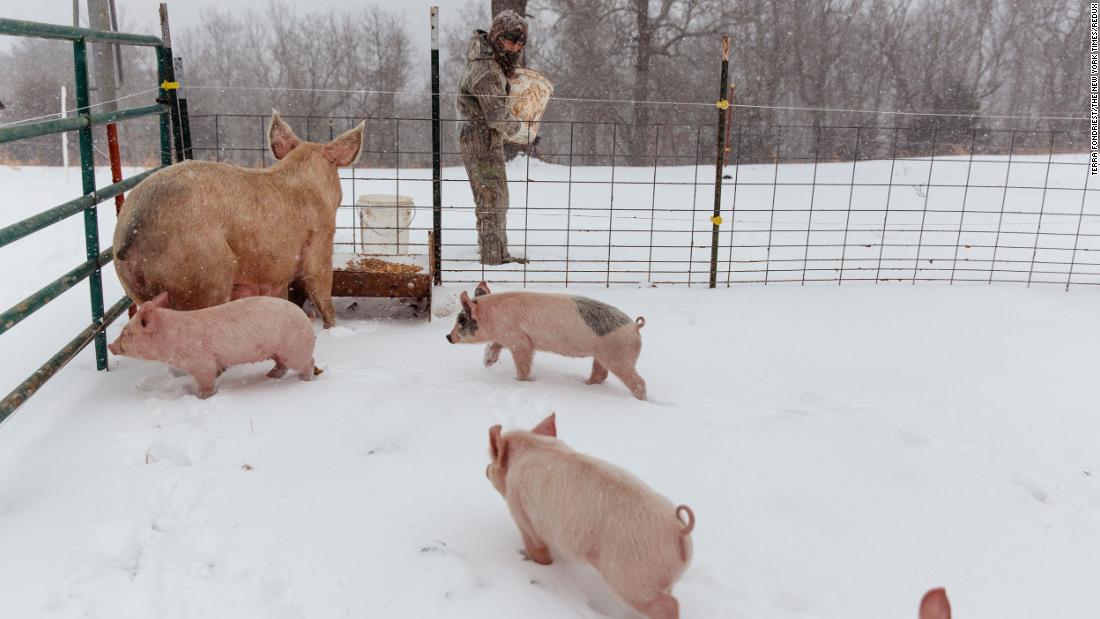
[{"x1": 231, "y1": 282, "x2": 287, "y2": 300}]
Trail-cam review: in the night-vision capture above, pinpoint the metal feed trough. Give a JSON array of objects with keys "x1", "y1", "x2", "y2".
[
  {"x1": 331, "y1": 238, "x2": 435, "y2": 316},
  {"x1": 291, "y1": 234, "x2": 435, "y2": 319}
]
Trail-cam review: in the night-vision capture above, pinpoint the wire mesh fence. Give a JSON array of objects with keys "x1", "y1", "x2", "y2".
[{"x1": 188, "y1": 113, "x2": 1100, "y2": 289}]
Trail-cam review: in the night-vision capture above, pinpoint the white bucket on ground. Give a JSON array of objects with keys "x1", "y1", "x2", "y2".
[
  {"x1": 356, "y1": 194, "x2": 415, "y2": 255},
  {"x1": 504, "y1": 68, "x2": 554, "y2": 145}
]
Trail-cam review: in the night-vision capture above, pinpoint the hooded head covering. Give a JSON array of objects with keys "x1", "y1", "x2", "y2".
[{"x1": 487, "y1": 10, "x2": 528, "y2": 79}]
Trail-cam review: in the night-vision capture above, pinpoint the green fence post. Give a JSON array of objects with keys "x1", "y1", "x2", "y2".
[
  {"x1": 73, "y1": 39, "x2": 108, "y2": 371},
  {"x1": 158, "y1": 4, "x2": 185, "y2": 163},
  {"x1": 156, "y1": 46, "x2": 173, "y2": 166}
]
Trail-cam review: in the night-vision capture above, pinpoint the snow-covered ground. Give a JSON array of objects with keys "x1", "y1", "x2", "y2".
[{"x1": 1, "y1": 163, "x2": 1098, "y2": 618}]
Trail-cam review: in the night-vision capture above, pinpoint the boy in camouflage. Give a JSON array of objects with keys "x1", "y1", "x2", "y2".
[{"x1": 456, "y1": 10, "x2": 529, "y2": 265}]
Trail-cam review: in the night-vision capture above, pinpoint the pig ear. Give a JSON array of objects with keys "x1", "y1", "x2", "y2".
[
  {"x1": 138, "y1": 307, "x2": 161, "y2": 332},
  {"x1": 919, "y1": 588, "x2": 951, "y2": 619},
  {"x1": 531, "y1": 413, "x2": 557, "y2": 438},
  {"x1": 474, "y1": 281, "x2": 492, "y2": 297},
  {"x1": 461, "y1": 291, "x2": 481, "y2": 321},
  {"x1": 268, "y1": 110, "x2": 301, "y2": 160},
  {"x1": 323, "y1": 120, "x2": 365, "y2": 167},
  {"x1": 489, "y1": 424, "x2": 502, "y2": 456},
  {"x1": 489, "y1": 424, "x2": 508, "y2": 466}
]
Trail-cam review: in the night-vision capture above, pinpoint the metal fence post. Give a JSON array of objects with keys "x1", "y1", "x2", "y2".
[
  {"x1": 430, "y1": 6, "x2": 443, "y2": 285},
  {"x1": 73, "y1": 39, "x2": 108, "y2": 371},
  {"x1": 709, "y1": 35, "x2": 731, "y2": 289},
  {"x1": 174, "y1": 56, "x2": 194, "y2": 159},
  {"x1": 159, "y1": 4, "x2": 184, "y2": 162},
  {"x1": 156, "y1": 47, "x2": 172, "y2": 166}
]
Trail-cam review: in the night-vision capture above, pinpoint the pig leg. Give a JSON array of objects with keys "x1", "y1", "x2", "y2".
[
  {"x1": 169, "y1": 257, "x2": 235, "y2": 311},
  {"x1": 507, "y1": 499, "x2": 553, "y2": 565},
  {"x1": 633, "y1": 594, "x2": 679, "y2": 619},
  {"x1": 296, "y1": 358, "x2": 316, "y2": 381},
  {"x1": 585, "y1": 359, "x2": 609, "y2": 385},
  {"x1": 483, "y1": 343, "x2": 503, "y2": 367},
  {"x1": 299, "y1": 245, "x2": 337, "y2": 328},
  {"x1": 302, "y1": 280, "x2": 336, "y2": 328},
  {"x1": 190, "y1": 364, "x2": 220, "y2": 399},
  {"x1": 509, "y1": 337, "x2": 535, "y2": 381},
  {"x1": 266, "y1": 356, "x2": 288, "y2": 379},
  {"x1": 607, "y1": 362, "x2": 647, "y2": 400},
  {"x1": 519, "y1": 530, "x2": 553, "y2": 565}
]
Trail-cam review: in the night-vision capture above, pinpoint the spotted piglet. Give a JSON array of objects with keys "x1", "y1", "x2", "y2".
[
  {"x1": 445, "y1": 282, "x2": 647, "y2": 399},
  {"x1": 486, "y1": 414, "x2": 695, "y2": 619}
]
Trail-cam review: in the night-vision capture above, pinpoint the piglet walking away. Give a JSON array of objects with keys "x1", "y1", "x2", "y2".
[
  {"x1": 108, "y1": 293, "x2": 316, "y2": 399},
  {"x1": 920, "y1": 588, "x2": 952, "y2": 619},
  {"x1": 486, "y1": 414, "x2": 694, "y2": 619},
  {"x1": 446, "y1": 282, "x2": 648, "y2": 399}
]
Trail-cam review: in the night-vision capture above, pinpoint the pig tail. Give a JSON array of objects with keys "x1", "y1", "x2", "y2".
[
  {"x1": 635, "y1": 316, "x2": 646, "y2": 329},
  {"x1": 675, "y1": 505, "x2": 694, "y2": 535}
]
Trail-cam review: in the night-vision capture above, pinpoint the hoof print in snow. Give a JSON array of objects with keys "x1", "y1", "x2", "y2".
[{"x1": 420, "y1": 540, "x2": 447, "y2": 553}]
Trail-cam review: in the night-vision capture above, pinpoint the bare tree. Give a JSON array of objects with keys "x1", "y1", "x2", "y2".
[
  {"x1": 176, "y1": 1, "x2": 414, "y2": 165},
  {"x1": 492, "y1": 0, "x2": 529, "y2": 17}
]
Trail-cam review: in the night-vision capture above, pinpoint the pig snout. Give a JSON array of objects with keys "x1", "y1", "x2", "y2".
[
  {"x1": 107, "y1": 339, "x2": 122, "y2": 355},
  {"x1": 446, "y1": 333, "x2": 454, "y2": 343}
]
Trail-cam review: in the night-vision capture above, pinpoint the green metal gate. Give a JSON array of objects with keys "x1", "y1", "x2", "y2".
[{"x1": 0, "y1": 18, "x2": 179, "y2": 422}]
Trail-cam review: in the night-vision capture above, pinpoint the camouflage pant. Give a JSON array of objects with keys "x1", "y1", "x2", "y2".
[{"x1": 459, "y1": 121, "x2": 510, "y2": 265}]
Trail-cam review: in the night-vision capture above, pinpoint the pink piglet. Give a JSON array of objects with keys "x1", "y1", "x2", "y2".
[
  {"x1": 108, "y1": 292, "x2": 316, "y2": 398},
  {"x1": 486, "y1": 413, "x2": 694, "y2": 618}
]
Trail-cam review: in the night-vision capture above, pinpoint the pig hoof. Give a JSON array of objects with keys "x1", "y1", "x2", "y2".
[
  {"x1": 516, "y1": 376, "x2": 534, "y2": 382},
  {"x1": 520, "y1": 549, "x2": 553, "y2": 565},
  {"x1": 197, "y1": 389, "x2": 217, "y2": 399},
  {"x1": 267, "y1": 366, "x2": 288, "y2": 379}
]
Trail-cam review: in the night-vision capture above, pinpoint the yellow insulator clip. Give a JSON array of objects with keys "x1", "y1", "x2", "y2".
[
  {"x1": 160, "y1": 81, "x2": 180, "y2": 90},
  {"x1": 711, "y1": 215, "x2": 723, "y2": 226},
  {"x1": 716, "y1": 99, "x2": 730, "y2": 110}
]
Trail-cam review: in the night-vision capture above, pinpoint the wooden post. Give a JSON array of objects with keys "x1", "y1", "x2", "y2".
[{"x1": 709, "y1": 35, "x2": 731, "y2": 289}]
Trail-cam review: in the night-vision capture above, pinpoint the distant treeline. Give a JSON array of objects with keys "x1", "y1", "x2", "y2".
[{"x1": 0, "y1": 0, "x2": 1086, "y2": 167}]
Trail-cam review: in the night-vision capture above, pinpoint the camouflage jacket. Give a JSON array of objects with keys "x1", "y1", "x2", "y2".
[{"x1": 456, "y1": 31, "x2": 521, "y2": 137}]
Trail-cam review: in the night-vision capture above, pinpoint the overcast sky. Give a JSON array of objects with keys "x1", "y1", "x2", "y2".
[{"x1": 1, "y1": 0, "x2": 481, "y2": 51}]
